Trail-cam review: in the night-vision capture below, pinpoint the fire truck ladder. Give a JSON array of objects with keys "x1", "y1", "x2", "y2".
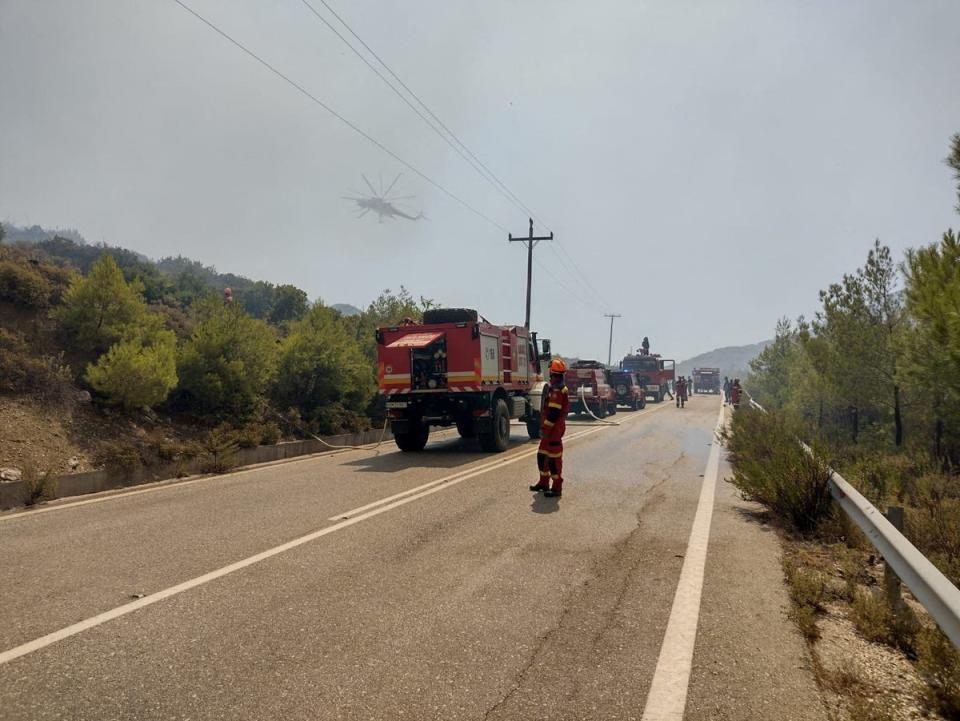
[{"x1": 500, "y1": 329, "x2": 512, "y2": 383}]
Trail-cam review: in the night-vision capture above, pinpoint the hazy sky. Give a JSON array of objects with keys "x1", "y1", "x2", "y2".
[{"x1": 2, "y1": 0, "x2": 959, "y2": 362}]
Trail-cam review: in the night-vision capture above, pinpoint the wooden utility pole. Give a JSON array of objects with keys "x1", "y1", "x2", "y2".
[
  {"x1": 605, "y1": 313, "x2": 621, "y2": 366},
  {"x1": 509, "y1": 218, "x2": 553, "y2": 329}
]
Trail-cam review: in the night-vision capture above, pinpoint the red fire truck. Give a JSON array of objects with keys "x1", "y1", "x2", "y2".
[
  {"x1": 565, "y1": 360, "x2": 615, "y2": 418},
  {"x1": 620, "y1": 351, "x2": 676, "y2": 403},
  {"x1": 377, "y1": 308, "x2": 551, "y2": 452},
  {"x1": 692, "y1": 367, "x2": 721, "y2": 394}
]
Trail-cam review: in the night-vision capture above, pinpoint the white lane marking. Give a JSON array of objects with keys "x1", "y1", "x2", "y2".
[
  {"x1": 641, "y1": 400, "x2": 725, "y2": 721},
  {"x1": 327, "y1": 403, "x2": 668, "y2": 520},
  {"x1": 0, "y1": 403, "x2": 667, "y2": 666}
]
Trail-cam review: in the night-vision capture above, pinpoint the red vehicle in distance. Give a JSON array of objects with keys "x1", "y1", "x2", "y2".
[
  {"x1": 564, "y1": 360, "x2": 615, "y2": 418},
  {"x1": 620, "y1": 351, "x2": 676, "y2": 403}
]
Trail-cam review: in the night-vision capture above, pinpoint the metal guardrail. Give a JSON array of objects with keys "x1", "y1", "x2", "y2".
[{"x1": 743, "y1": 395, "x2": 960, "y2": 648}]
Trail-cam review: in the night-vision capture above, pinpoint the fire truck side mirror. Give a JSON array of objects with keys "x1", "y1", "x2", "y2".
[
  {"x1": 541, "y1": 339, "x2": 551, "y2": 358},
  {"x1": 375, "y1": 329, "x2": 384, "y2": 345},
  {"x1": 471, "y1": 324, "x2": 480, "y2": 339}
]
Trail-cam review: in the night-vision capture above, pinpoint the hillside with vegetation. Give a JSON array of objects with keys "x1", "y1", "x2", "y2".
[
  {"x1": 0, "y1": 224, "x2": 434, "y2": 480},
  {"x1": 676, "y1": 340, "x2": 771, "y2": 380}
]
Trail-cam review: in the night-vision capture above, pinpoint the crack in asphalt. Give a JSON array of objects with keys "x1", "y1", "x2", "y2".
[{"x1": 481, "y1": 470, "x2": 676, "y2": 720}]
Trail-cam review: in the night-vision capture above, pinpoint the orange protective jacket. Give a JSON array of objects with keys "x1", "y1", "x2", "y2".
[{"x1": 541, "y1": 382, "x2": 570, "y2": 442}]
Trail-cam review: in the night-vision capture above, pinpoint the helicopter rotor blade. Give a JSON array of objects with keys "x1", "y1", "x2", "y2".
[
  {"x1": 361, "y1": 174, "x2": 378, "y2": 197},
  {"x1": 357, "y1": 208, "x2": 370, "y2": 218},
  {"x1": 387, "y1": 195, "x2": 416, "y2": 201},
  {"x1": 379, "y1": 172, "x2": 383, "y2": 195},
  {"x1": 383, "y1": 172, "x2": 403, "y2": 197}
]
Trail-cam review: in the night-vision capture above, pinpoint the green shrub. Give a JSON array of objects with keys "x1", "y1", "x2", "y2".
[
  {"x1": 724, "y1": 406, "x2": 834, "y2": 532},
  {"x1": 789, "y1": 603, "x2": 820, "y2": 641},
  {"x1": 272, "y1": 304, "x2": 374, "y2": 432},
  {"x1": 93, "y1": 439, "x2": 144, "y2": 471},
  {"x1": 0, "y1": 328, "x2": 73, "y2": 402},
  {"x1": 0, "y1": 260, "x2": 53, "y2": 307},
  {"x1": 784, "y1": 557, "x2": 826, "y2": 641},
  {"x1": 85, "y1": 330, "x2": 178, "y2": 410},
  {"x1": 787, "y1": 565, "x2": 827, "y2": 611},
  {"x1": 53, "y1": 254, "x2": 148, "y2": 354},
  {"x1": 231, "y1": 421, "x2": 282, "y2": 448},
  {"x1": 905, "y1": 474, "x2": 960, "y2": 588},
  {"x1": 176, "y1": 297, "x2": 278, "y2": 419},
  {"x1": 916, "y1": 625, "x2": 960, "y2": 717},
  {"x1": 21, "y1": 465, "x2": 59, "y2": 506},
  {"x1": 153, "y1": 436, "x2": 201, "y2": 462},
  {"x1": 200, "y1": 425, "x2": 239, "y2": 473},
  {"x1": 235, "y1": 424, "x2": 263, "y2": 449},
  {"x1": 850, "y1": 589, "x2": 890, "y2": 644},
  {"x1": 259, "y1": 421, "x2": 281, "y2": 445}
]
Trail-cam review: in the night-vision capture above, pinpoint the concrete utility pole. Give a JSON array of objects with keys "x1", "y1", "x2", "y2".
[
  {"x1": 509, "y1": 218, "x2": 554, "y2": 329},
  {"x1": 605, "y1": 313, "x2": 621, "y2": 366}
]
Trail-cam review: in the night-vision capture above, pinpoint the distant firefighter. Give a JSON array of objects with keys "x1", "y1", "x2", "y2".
[
  {"x1": 223, "y1": 287, "x2": 233, "y2": 305},
  {"x1": 641, "y1": 336, "x2": 650, "y2": 355},
  {"x1": 676, "y1": 377, "x2": 687, "y2": 408}
]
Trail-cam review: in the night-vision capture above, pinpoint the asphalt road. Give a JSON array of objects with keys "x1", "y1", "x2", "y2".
[{"x1": 0, "y1": 396, "x2": 825, "y2": 720}]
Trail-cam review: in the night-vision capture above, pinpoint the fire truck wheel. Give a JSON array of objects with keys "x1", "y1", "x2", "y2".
[
  {"x1": 608, "y1": 402, "x2": 617, "y2": 416},
  {"x1": 630, "y1": 396, "x2": 639, "y2": 411},
  {"x1": 479, "y1": 398, "x2": 510, "y2": 452},
  {"x1": 456, "y1": 417, "x2": 476, "y2": 438},
  {"x1": 596, "y1": 402, "x2": 607, "y2": 419},
  {"x1": 639, "y1": 395, "x2": 646, "y2": 409},
  {"x1": 395, "y1": 420, "x2": 430, "y2": 452},
  {"x1": 526, "y1": 395, "x2": 541, "y2": 440}
]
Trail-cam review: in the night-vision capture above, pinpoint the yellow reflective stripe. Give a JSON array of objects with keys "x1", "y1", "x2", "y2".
[
  {"x1": 542, "y1": 420, "x2": 555, "y2": 427},
  {"x1": 540, "y1": 450, "x2": 563, "y2": 458},
  {"x1": 548, "y1": 402, "x2": 562, "y2": 409},
  {"x1": 561, "y1": 387, "x2": 569, "y2": 394}
]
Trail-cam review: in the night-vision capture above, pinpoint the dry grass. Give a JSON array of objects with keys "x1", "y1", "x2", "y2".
[
  {"x1": 915, "y1": 626, "x2": 960, "y2": 718},
  {"x1": 20, "y1": 464, "x2": 59, "y2": 506}
]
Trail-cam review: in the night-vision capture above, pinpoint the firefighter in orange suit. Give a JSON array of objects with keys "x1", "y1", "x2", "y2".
[{"x1": 530, "y1": 358, "x2": 570, "y2": 498}]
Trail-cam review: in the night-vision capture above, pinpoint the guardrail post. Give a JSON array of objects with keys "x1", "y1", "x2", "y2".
[{"x1": 884, "y1": 506, "x2": 906, "y2": 613}]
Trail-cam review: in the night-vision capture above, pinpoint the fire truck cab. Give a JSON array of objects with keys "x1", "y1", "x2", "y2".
[
  {"x1": 620, "y1": 352, "x2": 676, "y2": 403},
  {"x1": 377, "y1": 308, "x2": 550, "y2": 453},
  {"x1": 692, "y1": 367, "x2": 721, "y2": 394}
]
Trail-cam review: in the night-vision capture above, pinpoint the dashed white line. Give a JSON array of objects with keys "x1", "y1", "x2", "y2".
[{"x1": 0, "y1": 402, "x2": 666, "y2": 666}]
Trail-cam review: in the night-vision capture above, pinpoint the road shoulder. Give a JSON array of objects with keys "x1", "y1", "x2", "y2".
[{"x1": 684, "y1": 426, "x2": 828, "y2": 721}]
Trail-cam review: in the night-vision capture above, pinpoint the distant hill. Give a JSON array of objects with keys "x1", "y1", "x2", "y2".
[
  {"x1": 1, "y1": 221, "x2": 85, "y2": 245},
  {"x1": 676, "y1": 340, "x2": 771, "y2": 380},
  {"x1": 331, "y1": 303, "x2": 362, "y2": 317}
]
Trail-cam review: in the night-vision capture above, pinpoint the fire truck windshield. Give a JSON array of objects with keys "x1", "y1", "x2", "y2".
[{"x1": 623, "y1": 356, "x2": 659, "y2": 373}]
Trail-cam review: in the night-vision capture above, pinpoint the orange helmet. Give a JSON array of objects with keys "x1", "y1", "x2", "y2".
[{"x1": 548, "y1": 358, "x2": 567, "y2": 374}]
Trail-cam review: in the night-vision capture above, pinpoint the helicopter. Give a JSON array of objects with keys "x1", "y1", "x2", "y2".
[{"x1": 343, "y1": 173, "x2": 424, "y2": 223}]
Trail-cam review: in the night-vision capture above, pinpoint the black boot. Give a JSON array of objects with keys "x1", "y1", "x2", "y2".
[
  {"x1": 544, "y1": 488, "x2": 562, "y2": 498},
  {"x1": 529, "y1": 484, "x2": 549, "y2": 492}
]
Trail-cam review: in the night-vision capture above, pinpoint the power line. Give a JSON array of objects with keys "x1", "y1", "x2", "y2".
[
  {"x1": 172, "y1": 0, "x2": 508, "y2": 233},
  {"x1": 532, "y1": 256, "x2": 603, "y2": 312},
  {"x1": 545, "y1": 241, "x2": 611, "y2": 309},
  {"x1": 302, "y1": 0, "x2": 553, "y2": 233}
]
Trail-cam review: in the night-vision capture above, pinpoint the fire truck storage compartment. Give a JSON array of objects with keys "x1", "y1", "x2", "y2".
[{"x1": 410, "y1": 335, "x2": 447, "y2": 390}]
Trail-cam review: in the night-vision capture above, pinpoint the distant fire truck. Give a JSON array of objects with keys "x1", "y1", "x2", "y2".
[
  {"x1": 620, "y1": 349, "x2": 675, "y2": 403},
  {"x1": 692, "y1": 367, "x2": 721, "y2": 394},
  {"x1": 564, "y1": 360, "x2": 614, "y2": 418},
  {"x1": 377, "y1": 308, "x2": 551, "y2": 452}
]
